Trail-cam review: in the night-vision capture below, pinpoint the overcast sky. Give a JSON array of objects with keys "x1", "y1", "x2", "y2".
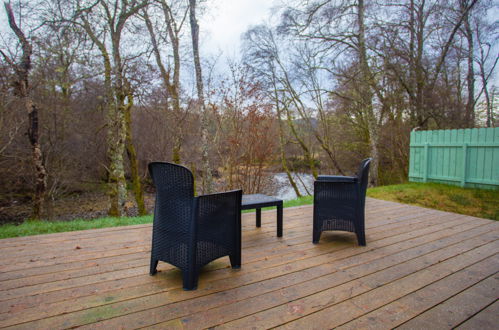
[{"x1": 199, "y1": 0, "x2": 277, "y2": 58}]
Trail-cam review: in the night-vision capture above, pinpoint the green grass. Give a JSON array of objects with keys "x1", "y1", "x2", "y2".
[
  {"x1": 244, "y1": 195, "x2": 314, "y2": 213},
  {"x1": 283, "y1": 195, "x2": 313, "y2": 208},
  {"x1": 0, "y1": 215, "x2": 153, "y2": 239},
  {"x1": 367, "y1": 182, "x2": 499, "y2": 221},
  {"x1": 2, "y1": 183, "x2": 496, "y2": 239},
  {"x1": 0, "y1": 196, "x2": 315, "y2": 239}
]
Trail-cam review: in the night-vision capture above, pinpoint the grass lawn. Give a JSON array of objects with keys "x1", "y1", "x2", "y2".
[
  {"x1": 0, "y1": 216, "x2": 153, "y2": 240},
  {"x1": 0, "y1": 196, "x2": 314, "y2": 239},
  {"x1": 367, "y1": 182, "x2": 499, "y2": 221},
  {"x1": 1, "y1": 183, "x2": 497, "y2": 239}
]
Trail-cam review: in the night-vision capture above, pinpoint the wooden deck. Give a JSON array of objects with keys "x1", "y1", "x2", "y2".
[{"x1": 0, "y1": 198, "x2": 498, "y2": 329}]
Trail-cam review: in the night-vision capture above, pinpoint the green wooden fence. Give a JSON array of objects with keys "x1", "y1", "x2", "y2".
[{"x1": 409, "y1": 127, "x2": 499, "y2": 190}]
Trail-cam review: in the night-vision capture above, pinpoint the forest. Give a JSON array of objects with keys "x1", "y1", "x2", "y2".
[{"x1": 0, "y1": 0, "x2": 497, "y2": 222}]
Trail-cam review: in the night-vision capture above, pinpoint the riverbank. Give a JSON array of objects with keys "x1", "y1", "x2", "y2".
[
  {"x1": 0, "y1": 172, "x2": 314, "y2": 225},
  {"x1": 0, "y1": 196, "x2": 314, "y2": 239},
  {"x1": 2, "y1": 182, "x2": 496, "y2": 239}
]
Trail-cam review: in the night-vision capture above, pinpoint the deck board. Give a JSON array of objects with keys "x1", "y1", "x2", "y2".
[
  {"x1": 456, "y1": 300, "x2": 499, "y2": 329},
  {"x1": 0, "y1": 198, "x2": 497, "y2": 329}
]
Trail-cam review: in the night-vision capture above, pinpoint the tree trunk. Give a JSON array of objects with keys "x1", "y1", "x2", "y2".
[
  {"x1": 484, "y1": 80, "x2": 492, "y2": 128},
  {"x1": 28, "y1": 101, "x2": 47, "y2": 219},
  {"x1": 357, "y1": 0, "x2": 378, "y2": 186},
  {"x1": 146, "y1": 3, "x2": 186, "y2": 163},
  {"x1": 79, "y1": 0, "x2": 148, "y2": 217},
  {"x1": 415, "y1": 6, "x2": 425, "y2": 128},
  {"x1": 189, "y1": 0, "x2": 213, "y2": 193},
  {"x1": 3, "y1": 2, "x2": 47, "y2": 219},
  {"x1": 79, "y1": 14, "x2": 127, "y2": 217},
  {"x1": 124, "y1": 93, "x2": 146, "y2": 216},
  {"x1": 279, "y1": 120, "x2": 301, "y2": 198},
  {"x1": 105, "y1": 49, "x2": 128, "y2": 216},
  {"x1": 462, "y1": 0, "x2": 475, "y2": 127},
  {"x1": 283, "y1": 104, "x2": 317, "y2": 178},
  {"x1": 490, "y1": 89, "x2": 496, "y2": 127},
  {"x1": 107, "y1": 101, "x2": 128, "y2": 217},
  {"x1": 367, "y1": 123, "x2": 380, "y2": 186},
  {"x1": 273, "y1": 83, "x2": 301, "y2": 198}
]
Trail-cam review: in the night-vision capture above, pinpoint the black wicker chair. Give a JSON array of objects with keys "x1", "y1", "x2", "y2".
[
  {"x1": 313, "y1": 158, "x2": 372, "y2": 246},
  {"x1": 148, "y1": 162, "x2": 242, "y2": 290}
]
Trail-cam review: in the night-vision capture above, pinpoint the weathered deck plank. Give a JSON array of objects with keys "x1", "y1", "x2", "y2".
[
  {"x1": 456, "y1": 300, "x2": 499, "y2": 329},
  {"x1": 397, "y1": 274, "x2": 498, "y2": 329},
  {"x1": 0, "y1": 198, "x2": 497, "y2": 329}
]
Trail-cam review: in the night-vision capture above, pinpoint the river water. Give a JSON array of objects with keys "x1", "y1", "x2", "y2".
[{"x1": 272, "y1": 172, "x2": 315, "y2": 200}]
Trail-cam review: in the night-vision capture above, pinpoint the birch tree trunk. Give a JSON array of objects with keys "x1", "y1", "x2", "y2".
[
  {"x1": 124, "y1": 90, "x2": 146, "y2": 215},
  {"x1": 143, "y1": 2, "x2": 186, "y2": 163},
  {"x1": 78, "y1": 0, "x2": 148, "y2": 216},
  {"x1": 269, "y1": 40, "x2": 320, "y2": 178},
  {"x1": 80, "y1": 17, "x2": 126, "y2": 216},
  {"x1": 282, "y1": 103, "x2": 317, "y2": 179},
  {"x1": 462, "y1": 0, "x2": 475, "y2": 127},
  {"x1": 272, "y1": 77, "x2": 301, "y2": 198},
  {"x1": 474, "y1": 17, "x2": 499, "y2": 128},
  {"x1": 357, "y1": 0, "x2": 379, "y2": 186},
  {"x1": 189, "y1": 0, "x2": 213, "y2": 193},
  {"x1": 3, "y1": 2, "x2": 47, "y2": 219},
  {"x1": 107, "y1": 96, "x2": 128, "y2": 217}
]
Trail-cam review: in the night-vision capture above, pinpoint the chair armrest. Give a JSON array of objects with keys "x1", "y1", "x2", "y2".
[
  {"x1": 195, "y1": 190, "x2": 243, "y2": 246},
  {"x1": 197, "y1": 189, "x2": 243, "y2": 205},
  {"x1": 317, "y1": 175, "x2": 357, "y2": 183},
  {"x1": 196, "y1": 189, "x2": 243, "y2": 222}
]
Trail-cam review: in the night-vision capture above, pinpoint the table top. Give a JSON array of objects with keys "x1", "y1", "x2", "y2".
[{"x1": 242, "y1": 194, "x2": 283, "y2": 209}]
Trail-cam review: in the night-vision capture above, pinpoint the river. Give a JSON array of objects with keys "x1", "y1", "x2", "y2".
[{"x1": 272, "y1": 172, "x2": 315, "y2": 200}]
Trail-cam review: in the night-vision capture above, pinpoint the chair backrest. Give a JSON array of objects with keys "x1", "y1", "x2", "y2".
[
  {"x1": 148, "y1": 162, "x2": 194, "y2": 233},
  {"x1": 357, "y1": 158, "x2": 372, "y2": 203}
]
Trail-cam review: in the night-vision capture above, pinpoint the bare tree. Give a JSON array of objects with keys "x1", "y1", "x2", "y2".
[
  {"x1": 476, "y1": 39, "x2": 499, "y2": 127},
  {"x1": 75, "y1": 0, "x2": 148, "y2": 216},
  {"x1": 292, "y1": 44, "x2": 345, "y2": 175},
  {"x1": 472, "y1": 1, "x2": 499, "y2": 128},
  {"x1": 142, "y1": 0, "x2": 188, "y2": 163},
  {"x1": 460, "y1": 0, "x2": 475, "y2": 126},
  {"x1": 380, "y1": 0, "x2": 479, "y2": 127},
  {"x1": 356, "y1": 0, "x2": 381, "y2": 186},
  {"x1": 1, "y1": 1, "x2": 48, "y2": 218},
  {"x1": 243, "y1": 25, "x2": 306, "y2": 195},
  {"x1": 280, "y1": 0, "x2": 384, "y2": 185},
  {"x1": 211, "y1": 61, "x2": 278, "y2": 194}
]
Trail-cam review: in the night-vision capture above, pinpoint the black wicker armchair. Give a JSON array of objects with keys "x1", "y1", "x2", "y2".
[
  {"x1": 313, "y1": 158, "x2": 372, "y2": 246},
  {"x1": 148, "y1": 162, "x2": 242, "y2": 290}
]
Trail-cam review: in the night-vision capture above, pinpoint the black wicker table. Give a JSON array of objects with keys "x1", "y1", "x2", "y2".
[{"x1": 242, "y1": 194, "x2": 283, "y2": 237}]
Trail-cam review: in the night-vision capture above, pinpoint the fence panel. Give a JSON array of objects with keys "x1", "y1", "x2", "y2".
[{"x1": 409, "y1": 127, "x2": 499, "y2": 190}]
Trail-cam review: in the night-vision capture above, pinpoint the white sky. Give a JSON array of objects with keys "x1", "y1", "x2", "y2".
[{"x1": 199, "y1": 0, "x2": 277, "y2": 57}]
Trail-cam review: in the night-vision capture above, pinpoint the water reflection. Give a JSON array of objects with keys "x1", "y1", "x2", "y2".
[{"x1": 272, "y1": 173, "x2": 315, "y2": 200}]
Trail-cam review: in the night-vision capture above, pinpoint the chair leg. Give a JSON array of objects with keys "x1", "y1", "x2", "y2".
[
  {"x1": 149, "y1": 258, "x2": 158, "y2": 275},
  {"x1": 312, "y1": 230, "x2": 321, "y2": 244},
  {"x1": 182, "y1": 269, "x2": 198, "y2": 290},
  {"x1": 357, "y1": 231, "x2": 366, "y2": 246},
  {"x1": 230, "y1": 253, "x2": 241, "y2": 269},
  {"x1": 356, "y1": 213, "x2": 366, "y2": 246}
]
